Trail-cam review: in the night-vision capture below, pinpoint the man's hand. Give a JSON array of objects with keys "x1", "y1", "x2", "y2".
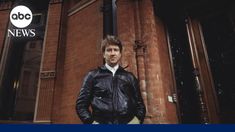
[{"x1": 128, "y1": 116, "x2": 140, "y2": 124}]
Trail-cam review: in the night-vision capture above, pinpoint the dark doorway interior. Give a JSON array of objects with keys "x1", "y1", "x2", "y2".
[
  {"x1": 166, "y1": 17, "x2": 201, "y2": 123},
  {"x1": 201, "y1": 12, "x2": 235, "y2": 123},
  {"x1": 0, "y1": 39, "x2": 42, "y2": 121},
  {"x1": 155, "y1": 0, "x2": 235, "y2": 124},
  {"x1": 0, "y1": 40, "x2": 26, "y2": 120},
  {"x1": 154, "y1": 0, "x2": 202, "y2": 123}
]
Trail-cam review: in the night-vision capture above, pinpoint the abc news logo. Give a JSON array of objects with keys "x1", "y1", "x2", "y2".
[
  {"x1": 8, "y1": 5, "x2": 35, "y2": 37},
  {"x1": 11, "y1": 12, "x2": 31, "y2": 21}
]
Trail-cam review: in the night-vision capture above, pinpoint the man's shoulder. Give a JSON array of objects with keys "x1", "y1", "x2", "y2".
[
  {"x1": 120, "y1": 69, "x2": 137, "y2": 79},
  {"x1": 87, "y1": 68, "x2": 100, "y2": 74},
  {"x1": 122, "y1": 70, "x2": 133, "y2": 75}
]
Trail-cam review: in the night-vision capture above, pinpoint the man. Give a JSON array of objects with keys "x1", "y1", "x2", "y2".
[{"x1": 76, "y1": 35, "x2": 146, "y2": 124}]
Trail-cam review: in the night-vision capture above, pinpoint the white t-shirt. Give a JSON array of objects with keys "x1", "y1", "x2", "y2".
[{"x1": 105, "y1": 63, "x2": 119, "y2": 76}]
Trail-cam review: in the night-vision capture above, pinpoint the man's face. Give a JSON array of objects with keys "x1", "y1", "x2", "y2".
[{"x1": 103, "y1": 45, "x2": 121, "y2": 67}]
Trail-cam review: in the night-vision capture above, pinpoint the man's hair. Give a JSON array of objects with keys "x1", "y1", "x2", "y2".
[{"x1": 101, "y1": 35, "x2": 122, "y2": 53}]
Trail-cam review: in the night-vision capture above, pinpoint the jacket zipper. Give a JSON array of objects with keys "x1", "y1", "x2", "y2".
[
  {"x1": 109, "y1": 69, "x2": 118, "y2": 123},
  {"x1": 111, "y1": 75, "x2": 115, "y2": 123}
]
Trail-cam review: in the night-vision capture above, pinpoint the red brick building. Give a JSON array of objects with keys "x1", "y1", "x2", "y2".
[{"x1": 0, "y1": 0, "x2": 235, "y2": 124}]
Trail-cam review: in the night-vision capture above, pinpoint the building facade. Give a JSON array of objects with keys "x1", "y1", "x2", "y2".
[{"x1": 0, "y1": 0, "x2": 235, "y2": 124}]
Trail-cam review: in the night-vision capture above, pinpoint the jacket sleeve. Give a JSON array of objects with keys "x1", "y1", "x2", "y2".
[
  {"x1": 76, "y1": 71, "x2": 94, "y2": 124},
  {"x1": 131, "y1": 74, "x2": 146, "y2": 124}
]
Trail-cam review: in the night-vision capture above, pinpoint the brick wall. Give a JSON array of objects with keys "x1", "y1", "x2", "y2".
[
  {"x1": 116, "y1": 0, "x2": 137, "y2": 76},
  {"x1": 52, "y1": 0, "x2": 103, "y2": 123},
  {"x1": 117, "y1": 0, "x2": 178, "y2": 124},
  {"x1": 34, "y1": 1, "x2": 62, "y2": 123}
]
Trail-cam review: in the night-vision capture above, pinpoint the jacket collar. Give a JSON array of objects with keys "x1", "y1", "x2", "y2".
[{"x1": 99, "y1": 64, "x2": 125, "y2": 72}]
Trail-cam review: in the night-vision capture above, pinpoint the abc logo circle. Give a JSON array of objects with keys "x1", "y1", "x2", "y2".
[{"x1": 10, "y1": 5, "x2": 32, "y2": 28}]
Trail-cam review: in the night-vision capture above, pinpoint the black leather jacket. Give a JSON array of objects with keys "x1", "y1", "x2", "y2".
[{"x1": 76, "y1": 65, "x2": 146, "y2": 124}]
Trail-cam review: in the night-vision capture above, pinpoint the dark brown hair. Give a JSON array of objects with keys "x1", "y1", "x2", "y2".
[{"x1": 101, "y1": 35, "x2": 122, "y2": 53}]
